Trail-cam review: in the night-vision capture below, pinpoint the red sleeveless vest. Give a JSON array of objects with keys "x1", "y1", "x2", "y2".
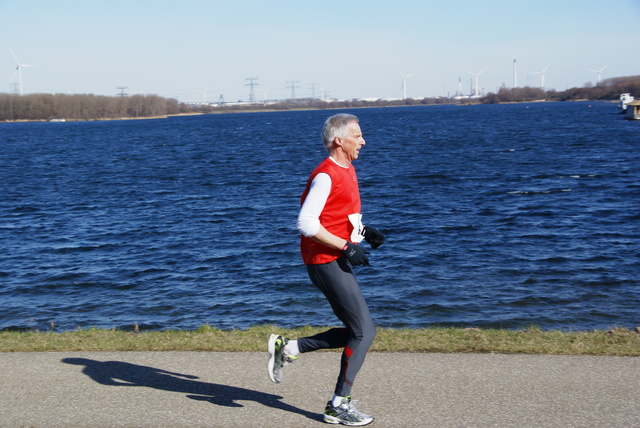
[{"x1": 300, "y1": 157, "x2": 361, "y2": 265}]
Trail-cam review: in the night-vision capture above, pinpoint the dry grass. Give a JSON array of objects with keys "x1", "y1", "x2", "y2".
[{"x1": 1, "y1": 325, "x2": 639, "y2": 356}]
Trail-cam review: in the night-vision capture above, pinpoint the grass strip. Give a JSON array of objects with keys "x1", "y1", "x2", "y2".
[{"x1": 0, "y1": 325, "x2": 638, "y2": 356}]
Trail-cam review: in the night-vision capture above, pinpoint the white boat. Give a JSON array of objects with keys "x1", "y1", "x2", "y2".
[
  {"x1": 49, "y1": 117, "x2": 66, "y2": 122},
  {"x1": 619, "y1": 93, "x2": 634, "y2": 113}
]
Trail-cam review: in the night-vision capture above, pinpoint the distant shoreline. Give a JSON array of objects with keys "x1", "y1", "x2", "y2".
[
  {"x1": 0, "y1": 99, "x2": 619, "y2": 124},
  {"x1": 3, "y1": 74, "x2": 636, "y2": 122}
]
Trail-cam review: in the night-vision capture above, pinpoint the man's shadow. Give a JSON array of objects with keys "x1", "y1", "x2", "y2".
[{"x1": 62, "y1": 358, "x2": 320, "y2": 421}]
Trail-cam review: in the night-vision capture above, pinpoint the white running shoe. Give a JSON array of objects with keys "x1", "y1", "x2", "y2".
[
  {"x1": 267, "y1": 334, "x2": 296, "y2": 383},
  {"x1": 323, "y1": 396, "x2": 374, "y2": 426}
]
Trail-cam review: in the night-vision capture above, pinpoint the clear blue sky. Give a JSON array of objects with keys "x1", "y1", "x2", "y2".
[{"x1": 1, "y1": 0, "x2": 639, "y2": 102}]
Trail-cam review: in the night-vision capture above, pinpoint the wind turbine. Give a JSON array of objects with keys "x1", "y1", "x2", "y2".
[
  {"x1": 8, "y1": 48, "x2": 35, "y2": 96},
  {"x1": 319, "y1": 86, "x2": 327, "y2": 101},
  {"x1": 258, "y1": 87, "x2": 270, "y2": 102},
  {"x1": 589, "y1": 65, "x2": 607, "y2": 84},
  {"x1": 466, "y1": 69, "x2": 485, "y2": 98},
  {"x1": 397, "y1": 71, "x2": 414, "y2": 99},
  {"x1": 531, "y1": 65, "x2": 549, "y2": 89}
]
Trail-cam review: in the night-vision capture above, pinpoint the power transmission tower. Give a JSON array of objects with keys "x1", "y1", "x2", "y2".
[
  {"x1": 116, "y1": 86, "x2": 128, "y2": 117},
  {"x1": 286, "y1": 80, "x2": 300, "y2": 100},
  {"x1": 245, "y1": 77, "x2": 258, "y2": 103},
  {"x1": 309, "y1": 83, "x2": 319, "y2": 100}
]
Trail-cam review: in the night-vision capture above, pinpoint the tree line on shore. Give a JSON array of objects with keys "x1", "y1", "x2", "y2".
[
  {"x1": 0, "y1": 93, "x2": 186, "y2": 122},
  {"x1": 1, "y1": 75, "x2": 638, "y2": 122},
  {"x1": 480, "y1": 75, "x2": 640, "y2": 104}
]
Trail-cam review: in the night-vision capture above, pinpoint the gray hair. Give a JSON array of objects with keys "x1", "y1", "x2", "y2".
[{"x1": 321, "y1": 113, "x2": 359, "y2": 153}]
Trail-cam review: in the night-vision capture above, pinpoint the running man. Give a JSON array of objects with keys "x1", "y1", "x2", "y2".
[{"x1": 268, "y1": 113, "x2": 385, "y2": 426}]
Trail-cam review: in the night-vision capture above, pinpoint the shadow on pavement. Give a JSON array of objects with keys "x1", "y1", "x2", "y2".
[{"x1": 61, "y1": 358, "x2": 321, "y2": 422}]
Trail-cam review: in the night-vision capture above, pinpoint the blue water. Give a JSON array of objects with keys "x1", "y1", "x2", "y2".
[{"x1": 1, "y1": 102, "x2": 638, "y2": 332}]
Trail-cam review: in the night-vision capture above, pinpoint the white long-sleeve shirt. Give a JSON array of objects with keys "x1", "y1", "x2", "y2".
[{"x1": 297, "y1": 171, "x2": 332, "y2": 238}]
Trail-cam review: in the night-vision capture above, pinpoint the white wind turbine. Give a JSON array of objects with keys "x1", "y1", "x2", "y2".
[
  {"x1": 258, "y1": 87, "x2": 270, "y2": 102},
  {"x1": 397, "y1": 71, "x2": 414, "y2": 99},
  {"x1": 466, "y1": 69, "x2": 486, "y2": 98},
  {"x1": 589, "y1": 65, "x2": 607, "y2": 84},
  {"x1": 319, "y1": 86, "x2": 327, "y2": 101},
  {"x1": 9, "y1": 47, "x2": 35, "y2": 96},
  {"x1": 531, "y1": 65, "x2": 549, "y2": 89}
]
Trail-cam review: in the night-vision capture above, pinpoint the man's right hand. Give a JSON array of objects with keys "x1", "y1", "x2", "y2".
[{"x1": 341, "y1": 242, "x2": 370, "y2": 266}]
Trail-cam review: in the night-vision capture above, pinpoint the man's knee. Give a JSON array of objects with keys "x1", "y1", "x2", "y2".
[
  {"x1": 359, "y1": 320, "x2": 376, "y2": 347},
  {"x1": 366, "y1": 323, "x2": 376, "y2": 343}
]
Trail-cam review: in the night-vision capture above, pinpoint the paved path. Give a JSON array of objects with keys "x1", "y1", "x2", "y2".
[{"x1": 1, "y1": 351, "x2": 638, "y2": 427}]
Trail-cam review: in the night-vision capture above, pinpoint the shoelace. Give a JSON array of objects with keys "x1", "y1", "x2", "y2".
[{"x1": 342, "y1": 399, "x2": 371, "y2": 419}]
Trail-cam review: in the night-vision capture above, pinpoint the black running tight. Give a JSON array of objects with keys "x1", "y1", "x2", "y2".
[{"x1": 297, "y1": 257, "x2": 376, "y2": 397}]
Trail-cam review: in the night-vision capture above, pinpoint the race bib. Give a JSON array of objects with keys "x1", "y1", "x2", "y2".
[{"x1": 348, "y1": 213, "x2": 364, "y2": 243}]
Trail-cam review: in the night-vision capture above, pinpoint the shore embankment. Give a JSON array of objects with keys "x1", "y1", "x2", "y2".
[{"x1": 2, "y1": 325, "x2": 639, "y2": 356}]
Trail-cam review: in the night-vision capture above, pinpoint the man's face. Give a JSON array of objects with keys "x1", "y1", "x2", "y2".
[{"x1": 339, "y1": 122, "x2": 366, "y2": 163}]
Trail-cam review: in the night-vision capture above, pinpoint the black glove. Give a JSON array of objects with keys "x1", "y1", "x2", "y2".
[
  {"x1": 341, "y1": 242, "x2": 370, "y2": 266},
  {"x1": 363, "y1": 226, "x2": 385, "y2": 249}
]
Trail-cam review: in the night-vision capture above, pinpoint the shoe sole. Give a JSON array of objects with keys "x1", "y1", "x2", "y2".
[
  {"x1": 267, "y1": 334, "x2": 279, "y2": 383},
  {"x1": 323, "y1": 415, "x2": 373, "y2": 426},
  {"x1": 323, "y1": 415, "x2": 340, "y2": 424}
]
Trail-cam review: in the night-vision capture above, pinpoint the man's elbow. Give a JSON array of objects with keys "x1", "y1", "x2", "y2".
[{"x1": 297, "y1": 219, "x2": 320, "y2": 237}]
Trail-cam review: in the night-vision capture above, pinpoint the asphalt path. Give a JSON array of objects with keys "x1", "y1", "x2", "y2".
[{"x1": 1, "y1": 351, "x2": 638, "y2": 427}]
